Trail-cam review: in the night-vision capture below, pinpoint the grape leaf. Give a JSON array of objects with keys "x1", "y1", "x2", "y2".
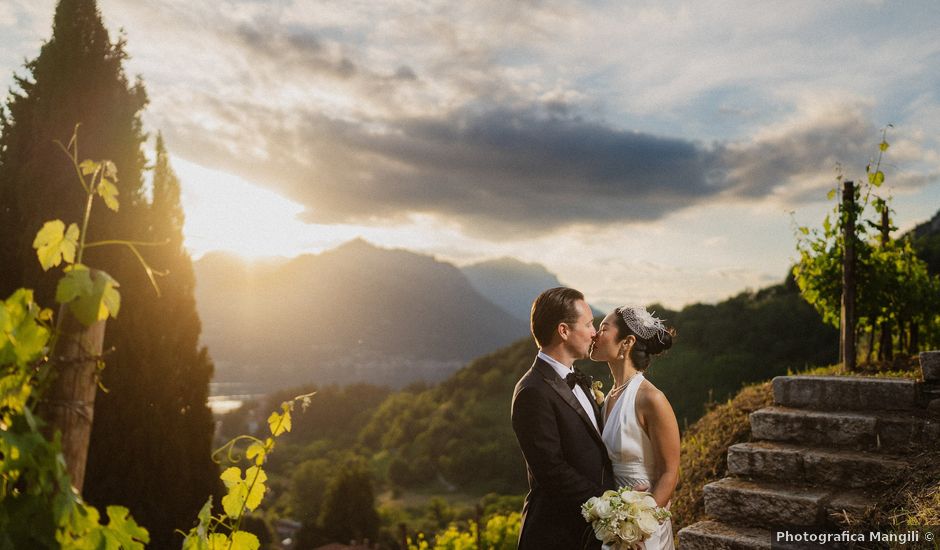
[
  {"x1": 267, "y1": 407, "x2": 291, "y2": 436},
  {"x1": 1, "y1": 289, "x2": 51, "y2": 366},
  {"x1": 56, "y1": 265, "x2": 94, "y2": 304},
  {"x1": 33, "y1": 220, "x2": 80, "y2": 271},
  {"x1": 230, "y1": 531, "x2": 260, "y2": 550},
  {"x1": 220, "y1": 467, "x2": 246, "y2": 517},
  {"x1": 56, "y1": 266, "x2": 121, "y2": 326},
  {"x1": 104, "y1": 505, "x2": 150, "y2": 548},
  {"x1": 207, "y1": 533, "x2": 230, "y2": 550},
  {"x1": 97, "y1": 177, "x2": 120, "y2": 211},
  {"x1": 79, "y1": 160, "x2": 100, "y2": 176},
  {"x1": 244, "y1": 466, "x2": 267, "y2": 511},
  {"x1": 220, "y1": 466, "x2": 242, "y2": 488},
  {"x1": 182, "y1": 534, "x2": 208, "y2": 550},
  {"x1": 246, "y1": 441, "x2": 266, "y2": 466}
]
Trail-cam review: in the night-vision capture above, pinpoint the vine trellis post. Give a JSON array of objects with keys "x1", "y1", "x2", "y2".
[
  {"x1": 41, "y1": 308, "x2": 106, "y2": 493},
  {"x1": 841, "y1": 180, "x2": 857, "y2": 372}
]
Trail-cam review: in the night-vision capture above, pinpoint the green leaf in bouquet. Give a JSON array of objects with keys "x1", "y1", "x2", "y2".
[{"x1": 33, "y1": 220, "x2": 80, "y2": 271}]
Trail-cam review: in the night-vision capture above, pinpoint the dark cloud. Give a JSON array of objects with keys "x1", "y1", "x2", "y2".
[
  {"x1": 230, "y1": 22, "x2": 358, "y2": 79},
  {"x1": 721, "y1": 111, "x2": 876, "y2": 201},
  {"x1": 164, "y1": 97, "x2": 892, "y2": 238}
]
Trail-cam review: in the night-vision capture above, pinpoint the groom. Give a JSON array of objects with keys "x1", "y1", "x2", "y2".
[{"x1": 511, "y1": 287, "x2": 615, "y2": 550}]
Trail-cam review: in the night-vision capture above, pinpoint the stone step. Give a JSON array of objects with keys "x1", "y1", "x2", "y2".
[
  {"x1": 678, "y1": 520, "x2": 770, "y2": 550},
  {"x1": 704, "y1": 478, "x2": 874, "y2": 528},
  {"x1": 921, "y1": 350, "x2": 940, "y2": 382},
  {"x1": 772, "y1": 375, "x2": 919, "y2": 411},
  {"x1": 727, "y1": 441, "x2": 911, "y2": 488},
  {"x1": 749, "y1": 406, "x2": 939, "y2": 452}
]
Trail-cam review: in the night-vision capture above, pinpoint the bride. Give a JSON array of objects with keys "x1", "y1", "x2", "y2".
[{"x1": 589, "y1": 306, "x2": 680, "y2": 550}]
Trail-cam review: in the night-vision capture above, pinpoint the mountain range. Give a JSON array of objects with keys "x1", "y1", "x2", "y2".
[
  {"x1": 194, "y1": 239, "x2": 559, "y2": 391},
  {"x1": 197, "y1": 207, "x2": 940, "y2": 394},
  {"x1": 461, "y1": 257, "x2": 563, "y2": 322}
]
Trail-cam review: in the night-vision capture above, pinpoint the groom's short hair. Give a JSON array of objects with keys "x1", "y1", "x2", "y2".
[{"x1": 531, "y1": 287, "x2": 584, "y2": 348}]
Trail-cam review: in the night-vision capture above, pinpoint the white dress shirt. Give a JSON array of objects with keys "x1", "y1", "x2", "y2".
[{"x1": 537, "y1": 350, "x2": 599, "y2": 433}]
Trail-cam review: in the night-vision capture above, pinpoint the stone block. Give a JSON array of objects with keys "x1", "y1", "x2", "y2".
[
  {"x1": 800, "y1": 448, "x2": 909, "y2": 487},
  {"x1": 704, "y1": 478, "x2": 826, "y2": 527},
  {"x1": 727, "y1": 442, "x2": 803, "y2": 480},
  {"x1": 750, "y1": 407, "x2": 876, "y2": 447},
  {"x1": 678, "y1": 520, "x2": 770, "y2": 550},
  {"x1": 727, "y1": 441, "x2": 909, "y2": 487},
  {"x1": 772, "y1": 376, "x2": 917, "y2": 411},
  {"x1": 921, "y1": 351, "x2": 940, "y2": 382}
]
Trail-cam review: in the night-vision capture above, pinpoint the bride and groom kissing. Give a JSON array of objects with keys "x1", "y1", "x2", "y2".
[{"x1": 511, "y1": 287, "x2": 680, "y2": 550}]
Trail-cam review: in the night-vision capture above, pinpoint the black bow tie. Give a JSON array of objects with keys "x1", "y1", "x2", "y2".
[{"x1": 565, "y1": 368, "x2": 592, "y2": 390}]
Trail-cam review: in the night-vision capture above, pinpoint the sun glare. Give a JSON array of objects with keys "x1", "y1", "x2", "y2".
[{"x1": 172, "y1": 157, "x2": 345, "y2": 260}]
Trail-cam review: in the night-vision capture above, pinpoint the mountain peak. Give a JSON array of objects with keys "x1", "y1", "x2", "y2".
[{"x1": 913, "y1": 208, "x2": 940, "y2": 239}]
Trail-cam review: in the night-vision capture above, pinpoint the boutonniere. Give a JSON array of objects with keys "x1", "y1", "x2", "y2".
[{"x1": 591, "y1": 380, "x2": 605, "y2": 405}]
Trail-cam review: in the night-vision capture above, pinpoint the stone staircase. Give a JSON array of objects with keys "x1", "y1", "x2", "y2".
[{"x1": 677, "y1": 352, "x2": 940, "y2": 550}]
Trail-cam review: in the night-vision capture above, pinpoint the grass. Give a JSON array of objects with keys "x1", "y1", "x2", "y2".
[{"x1": 670, "y1": 379, "x2": 774, "y2": 529}]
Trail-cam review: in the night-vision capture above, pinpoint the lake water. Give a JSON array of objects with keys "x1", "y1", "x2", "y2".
[{"x1": 208, "y1": 382, "x2": 262, "y2": 415}]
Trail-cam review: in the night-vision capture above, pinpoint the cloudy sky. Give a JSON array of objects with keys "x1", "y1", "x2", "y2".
[{"x1": 3, "y1": 0, "x2": 939, "y2": 309}]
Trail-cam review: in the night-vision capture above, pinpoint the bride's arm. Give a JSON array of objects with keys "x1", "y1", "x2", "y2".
[{"x1": 642, "y1": 389, "x2": 680, "y2": 508}]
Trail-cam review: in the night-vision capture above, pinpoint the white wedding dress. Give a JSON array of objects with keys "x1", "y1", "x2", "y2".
[{"x1": 601, "y1": 373, "x2": 674, "y2": 550}]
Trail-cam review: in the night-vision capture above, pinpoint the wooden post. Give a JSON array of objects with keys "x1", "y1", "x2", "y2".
[
  {"x1": 841, "y1": 181, "x2": 857, "y2": 372},
  {"x1": 41, "y1": 308, "x2": 106, "y2": 493},
  {"x1": 879, "y1": 208, "x2": 893, "y2": 362}
]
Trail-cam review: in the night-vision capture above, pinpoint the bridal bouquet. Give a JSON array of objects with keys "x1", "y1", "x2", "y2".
[{"x1": 581, "y1": 488, "x2": 671, "y2": 549}]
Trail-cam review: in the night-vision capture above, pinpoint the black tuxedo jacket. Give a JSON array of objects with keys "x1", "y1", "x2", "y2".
[{"x1": 511, "y1": 357, "x2": 615, "y2": 550}]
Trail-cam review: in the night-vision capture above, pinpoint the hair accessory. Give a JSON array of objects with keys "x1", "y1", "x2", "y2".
[{"x1": 618, "y1": 306, "x2": 668, "y2": 343}]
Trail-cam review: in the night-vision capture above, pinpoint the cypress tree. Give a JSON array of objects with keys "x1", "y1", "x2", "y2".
[
  {"x1": 83, "y1": 134, "x2": 219, "y2": 547},
  {"x1": 0, "y1": 1, "x2": 216, "y2": 545},
  {"x1": 0, "y1": 0, "x2": 147, "y2": 302}
]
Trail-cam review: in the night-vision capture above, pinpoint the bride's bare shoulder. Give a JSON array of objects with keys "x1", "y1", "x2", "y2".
[{"x1": 636, "y1": 379, "x2": 669, "y2": 410}]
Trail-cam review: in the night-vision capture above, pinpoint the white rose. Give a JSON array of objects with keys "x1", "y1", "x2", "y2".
[
  {"x1": 582, "y1": 497, "x2": 599, "y2": 521},
  {"x1": 593, "y1": 498, "x2": 614, "y2": 519},
  {"x1": 637, "y1": 511, "x2": 659, "y2": 535},
  {"x1": 620, "y1": 489, "x2": 642, "y2": 504},
  {"x1": 594, "y1": 519, "x2": 615, "y2": 543},
  {"x1": 618, "y1": 520, "x2": 641, "y2": 543},
  {"x1": 640, "y1": 494, "x2": 657, "y2": 509}
]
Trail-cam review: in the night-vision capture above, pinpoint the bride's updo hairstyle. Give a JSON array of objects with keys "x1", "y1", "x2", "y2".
[{"x1": 613, "y1": 306, "x2": 675, "y2": 371}]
